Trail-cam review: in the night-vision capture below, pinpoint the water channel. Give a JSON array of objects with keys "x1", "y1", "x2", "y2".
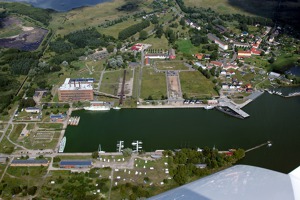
[{"x1": 64, "y1": 93, "x2": 300, "y2": 173}]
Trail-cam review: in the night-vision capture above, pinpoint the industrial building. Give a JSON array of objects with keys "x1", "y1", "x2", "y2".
[
  {"x1": 58, "y1": 78, "x2": 94, "y2": 101},
  {"x1": 11, "y1": 159, "x2": 49, "y2": 167},
  {"x1": 59, "y1": 160, "x2": 93, "y2": 168}
]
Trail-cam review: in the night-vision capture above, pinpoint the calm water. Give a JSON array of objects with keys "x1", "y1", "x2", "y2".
[
  {"x1": 64, "y1": 93, "x2": 300, "y2": 173},
  {"x1": 1, "y1": 0, "x2": 111, "y2": 11}
]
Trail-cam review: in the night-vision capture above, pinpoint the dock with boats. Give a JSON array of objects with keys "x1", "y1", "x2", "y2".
[{"x1": 68, "y1": 116, "x2": 80, "y2": 126}]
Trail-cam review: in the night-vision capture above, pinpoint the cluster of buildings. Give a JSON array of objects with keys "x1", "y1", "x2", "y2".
[{"x1": 58, "y1": 78, "x2": 94, "y2": 101}]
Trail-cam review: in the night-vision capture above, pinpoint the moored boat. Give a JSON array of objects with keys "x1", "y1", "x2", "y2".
[
  {"x1": 204, "y1": 105, "x2": 214, "y2": 110},
  {"x1": 84, "y1": 101, "x2": 110, "y2": 111},
  {"x1": 59, "y1": 137, "x2": 66, "y2": 153}
]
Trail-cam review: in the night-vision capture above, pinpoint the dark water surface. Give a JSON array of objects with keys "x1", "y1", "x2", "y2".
[
  {"x1": 64, "y1": 93, "x2": 300, "y2": 173},
  {"x1": 1, "y1": 0, "x2": 111, "y2": 12}
]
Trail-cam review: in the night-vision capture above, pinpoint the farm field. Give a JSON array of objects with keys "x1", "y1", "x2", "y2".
[{"x1": 180, "y1": 71, "x2": 218, "y2": 99}]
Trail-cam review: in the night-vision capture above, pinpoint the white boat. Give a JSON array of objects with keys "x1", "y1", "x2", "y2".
[
  {"x1": 84, "y1": 101, "x2": 111, "y2": 111},
  {"x1": 113, "y1": 106, "x2": 121, "y2": 110},
  {"x1": 58, "y1": 137, "x2": 66, "y2": 153},
  {"x1": 204, "y1": 105, "x2": 214, "y2": 110}
]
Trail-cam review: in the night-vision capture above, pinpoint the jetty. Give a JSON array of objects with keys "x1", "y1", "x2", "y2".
[
  {"x1": 218, "y1": 101, "x2": 250, "y2": 119},
  {"x1": 245, "y1": 141, "x2": 271, "y2": 153},
  {"x1": 68, "y1": 116, "x2": 80, "y2": 126}
]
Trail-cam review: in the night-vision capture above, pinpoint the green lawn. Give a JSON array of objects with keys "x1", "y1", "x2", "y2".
[
  {"x1": 141, "y1": 68, "x2": 167, "y2": 100},
  {"x1": 155, "y1": 61, "x2": 189, "y2": 70},
  {"x1": 38, "y1": 123, "x2": 63, "y2": 130},
  {"x1": 270, "y1": 54, "x2": 299, "y2": 72},
  {"x1": 180, "y1": 71, "x2": 218, "y2": 98},
  {"x1": 176, "y1": 39, "x2": 198, "y2": 55}
]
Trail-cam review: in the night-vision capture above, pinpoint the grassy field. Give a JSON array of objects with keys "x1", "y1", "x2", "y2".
[
  {"x1": 22, "y1": 131, "x2": 61, "y2": 150},
  {"x1": 49, "y1": 0, "x2": 154, "y2": 36},
  {"x1": 180, "y1": 71, "x2": 218, "y2": 98},
  {"x1": 176, "y1": 39, "x2": 198, "y2": 55},
  {"x1": 184, "y1": 0, "x2": 276, "y2": 17},
  {"x1": 0, "y1": 166, "x2": 48, "y2": 199},
  {"x1": 100, "y1": 69, "x2": 124, "y2": 95},
  {"x1": 38, "y1": 123, "x2": 63, "y2": 130},
  {"x1": 155, "y1": 61, "x2": 189, "y2": 70},
  {"x1": 140, "y1": 68, "x2": 167, "y2": 100},
  {"x1": 98, "y1": 18, "x2": 141, "y2": 38},
  {"x1": 143, "y1": 35, "x2": 169, "y2": 50},
  {"x1": 40, "y1": 168, "x2": 111, "y2": 199},
  {"x1": 110, "y1": 156, "x2": 177, "y2": 199}
]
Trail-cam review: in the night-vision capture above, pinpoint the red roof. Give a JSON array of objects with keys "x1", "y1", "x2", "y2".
[
  {"x1": 210, "y1": 61, "x2": 223, "y2": 67},
  {"x1": 251, "y1": 48, "x2": 261, "y2": 55}
]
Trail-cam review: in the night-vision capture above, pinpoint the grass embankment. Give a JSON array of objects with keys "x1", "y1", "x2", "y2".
[
  {"x1": 180, "y1": 71, "x2": 218, "y2": 98},
  {"x1": 270, "y1": 54, "x2": 299, "y2": 72},
  {"x1": 141, "y1": 68, "x2": 167, "y2": 100}
]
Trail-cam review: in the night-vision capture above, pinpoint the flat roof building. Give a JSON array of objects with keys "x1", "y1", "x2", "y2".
[
  {"x1": 11, "y1": 159, "x2": 49, "y2": 167},
  {"x1": 58, "y1": 78, "x2": 94, "y2": 101},
  {"x1": 60, "y1": 160, "x2": 92, "y2": 168}
]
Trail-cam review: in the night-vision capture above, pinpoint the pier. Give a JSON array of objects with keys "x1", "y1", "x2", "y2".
[
  {"x1": 67, "y1": 116, "x2": 80, "y2": 126},
  {"x1": 219, "y1": 102, "x2": 250, "y2": 118},
  {"x1": 245, "y1": 141, "x2": 271, "y2": 153}
]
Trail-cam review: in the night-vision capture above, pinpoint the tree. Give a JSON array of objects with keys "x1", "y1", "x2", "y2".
[
  {"x1": 107, "y1": 45, "x2": 115, "y2": 53},
  {"x1": 122, "y1": 148, "x2": 133, "y2": 157},
  {"x1": 27, "y1": 186, "x2": 37, "y2": 195},
  {"x1": 139, "y1": 30, "x2": 148, "y2": 40},
  {"x1": 53, "y1": 156, "x2": 61, "y2": 162},
  {"x1": 92, "y1": 151, "x2": 99, "y2": 159},
  {"x1": 173, "y1": 165, "x2": 188, "y2": 185}
]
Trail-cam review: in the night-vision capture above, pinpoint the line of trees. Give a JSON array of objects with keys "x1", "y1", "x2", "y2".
[{"x1": 118, "y1": 20, "x2": 150, "y2": 40}]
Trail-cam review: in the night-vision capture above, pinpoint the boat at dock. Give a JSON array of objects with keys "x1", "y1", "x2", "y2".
[
  {"x1": 204, "y1": 105, "x2": 214, "y2": 110},
  {"x1": 58, "y1": 137, "x2": 66, "y2": 153},
  {"x1": 113, "y1": 106, "x2": 121, "y2": 110},
  {"x1": 84, "y1": 101, "x2": 110, "y2": 111}
]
